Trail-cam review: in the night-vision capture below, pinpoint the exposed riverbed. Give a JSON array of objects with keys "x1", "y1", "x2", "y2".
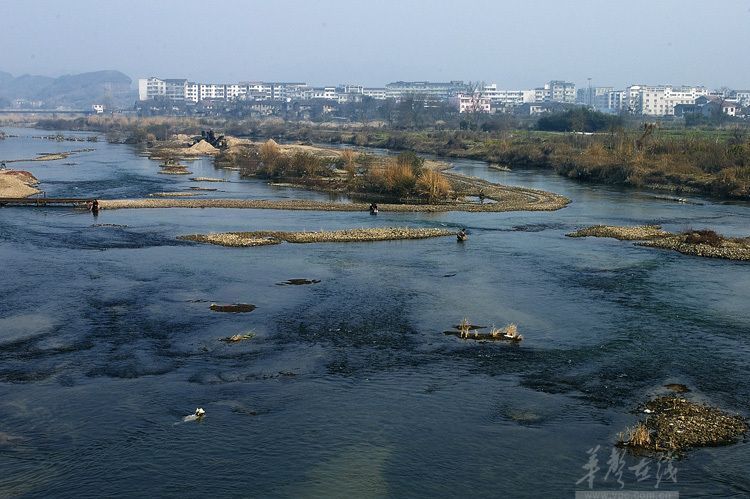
[{"x1": 1, "y1": 127, "x2": 749, "y2": 497}]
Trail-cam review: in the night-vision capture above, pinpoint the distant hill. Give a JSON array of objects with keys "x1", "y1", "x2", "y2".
[{"x1": 0, "y1": 70, "x2": 135, "y2": 109}]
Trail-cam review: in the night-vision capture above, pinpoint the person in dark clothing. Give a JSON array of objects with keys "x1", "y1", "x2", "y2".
[
  {"x1": 457, "y1": 228, "x2": 468, "y2": 242},
  {"x1": 369, "y1": 203, "x2": 378, "y2": 215}
]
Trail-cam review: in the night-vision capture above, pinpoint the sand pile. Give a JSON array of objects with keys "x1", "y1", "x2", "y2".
[
  {"x1": 186, "y1": 140, "x2": 219, "y2": 155},
  {"x1": 0, "y1": 170, "x2": 40, "y2": 197},
  {"x1": 224, "y1": 136, "x2": 251, "y2": 148}
]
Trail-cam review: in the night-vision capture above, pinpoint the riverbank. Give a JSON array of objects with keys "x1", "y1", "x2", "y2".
[
  {"x1": 568, "y1": 225, "x2": 750, "y2": 261},
  {"x1": 180, "y1": 227, "x2": 454, "y2": 247}
]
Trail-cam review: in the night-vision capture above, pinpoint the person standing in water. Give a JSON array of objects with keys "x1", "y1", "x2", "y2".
[{"x1": 457, "y1": 228, "x2": 467, "y2": 242}]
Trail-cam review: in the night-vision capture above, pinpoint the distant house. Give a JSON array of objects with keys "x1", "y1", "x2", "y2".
[
  {"x1": 675, "y1": 96, "x2": 742, "y2": 119},
  {"x1": 92, "y1": 104, "x2": 105, "y2": 114},
  {"x1": 450, "y1": 93, "x2": 491, "y2": 113}
]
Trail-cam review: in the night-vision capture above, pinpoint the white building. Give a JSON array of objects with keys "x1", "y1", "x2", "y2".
[
  {"x1": 199, "y1": 83, "x2": 226, "y2": 101},
  {"x1": 545, "y1": 80, "x2": 576, "y2": 103},
  {"x1": 185, "y1": 82, "x2": 199, "y2": 103},
  {"x1": 385, "y1": 81, "x2": 467, "y2": 101},
  {"x1": 272, "y1": 83, "x2": 308, "y2": 101},
  {"x1": 482, "y1": 84, "x2": 535, "y2": 107},
  {"x1": 362, "y1": 88, "x2": 388, "y2": 99},
  {"x1": 138, "y1": 77, "x2": 166, "y2": 100},
  {"x1": 627, "y1": 85, "x2": 708, "y2": 116},
  {"x1": 450, "y1": 93, "x2": 491, "y2": 113},
  {"x1": 733, "y1": 91, "x2": 750, "y2": 106}
]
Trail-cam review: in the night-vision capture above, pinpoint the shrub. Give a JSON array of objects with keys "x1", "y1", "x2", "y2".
[
  {"x1": 416, "y1": 170, "x2": 452, "y2": 201},
  {"x1": 683, "y1": 229, "x2": 722, "y2": 246}
]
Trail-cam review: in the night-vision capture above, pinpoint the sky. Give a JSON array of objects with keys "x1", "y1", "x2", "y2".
[{"x1": 1, "y1": 0, "x2": 749, "y2": 90}]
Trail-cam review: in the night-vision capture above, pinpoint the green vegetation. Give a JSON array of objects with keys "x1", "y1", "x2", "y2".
[{"x1": 536, "y1": 108, "x2": 623, "y2": 132}]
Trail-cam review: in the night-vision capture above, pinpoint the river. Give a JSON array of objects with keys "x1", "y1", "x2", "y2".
[{"x1": 1, "y1": 127, "x2": 749, "y2": 498}]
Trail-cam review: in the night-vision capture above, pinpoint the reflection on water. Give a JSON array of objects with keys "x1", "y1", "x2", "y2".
[{"x1": 1, "y1": 128, "x2": 749, "y2": 497}]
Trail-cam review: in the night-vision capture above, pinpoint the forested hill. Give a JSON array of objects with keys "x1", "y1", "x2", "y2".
[{"x1": 0, "y1": 70, "x2": 135, "y2": 109}]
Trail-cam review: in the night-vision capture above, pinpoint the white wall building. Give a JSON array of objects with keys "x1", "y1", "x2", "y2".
[
  {"x1": 138, "y1": 77, "x2": 166, "y2": 100},
  {"x1": 545, "y1": 80, "x2": 576, "y2": 103},
  {"x1": 362, "y1": 88, "x2": 388, "y2": 99},
  {"x1": 450, "y1": 93, "x2": 491, "y2": 113},
  {"x1": 733, "y1": 91, "x2": 750, "y2": 106},
  {"x1": 482, "y1": 84, "x2": 536, "y2": 107},
  {"x1": 628, "y1": 85, "x2": 708, "y2": 116},
  {"x1": 185, "y1": 82, "x2": 199, "y2": 103}
]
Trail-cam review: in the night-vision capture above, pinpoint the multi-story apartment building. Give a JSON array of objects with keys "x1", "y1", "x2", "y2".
[
  {"x1": 362, "y1": 88, "x2": 388, "y2": 99},
  {"x1": 272, "y1": 83, "x2": 309, "y2": 101},
  {"x1": 482, "y1": 84, "x2": 535, "y2": 107},
  {"x1": 138, "y1": 77, "x2": 189, "y2": 101},
  {"x1": 185, "y1": 82, "x2": 199, "y2": 103},
  {"x1": 627, "y1": 85, "x2": 708, "y2": 116},
  {"x1": 606, "y1": 90, "x2": 627, "y2": 112},
  {"x1": 577, "y1": 87, "x2": 614, "y2": 109},
  {"x1": 543, "y1": 80, "x2": 576, "y2": 103},
  {"x1": 385, "y1": 81, "x2": 468, "y2": 101},
  {"x1": 225, "y1": 84, "x2": 248, "y2": 101},
  {"x1": 138, "y1": 77, "x2": 165, "y2": 100}
]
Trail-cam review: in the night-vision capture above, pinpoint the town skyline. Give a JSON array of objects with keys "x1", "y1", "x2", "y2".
[{"x1": 2, "y1": 0, "x2": 750, "y2": 90}]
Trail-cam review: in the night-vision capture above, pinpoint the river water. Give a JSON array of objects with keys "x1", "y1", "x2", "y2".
[{"x1": 1, "y1": 127, "x2": 749, "y2": 498}]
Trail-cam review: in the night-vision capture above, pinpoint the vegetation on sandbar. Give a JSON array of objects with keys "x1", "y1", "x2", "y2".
[{"x1": 618, "y1": 395, "x2": 747, "y2": 453}]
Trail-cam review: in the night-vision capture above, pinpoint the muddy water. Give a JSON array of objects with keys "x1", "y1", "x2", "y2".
[{"x1": 1, "y1": 128, "x2": 749, "y2": 498}]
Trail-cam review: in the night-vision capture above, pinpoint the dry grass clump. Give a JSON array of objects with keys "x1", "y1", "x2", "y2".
[
  {"x1": 447, "y1": 321, "x2": 523, "y2": 342},
  {"x1": 259, "y1": 139, "x2": 281, "y2": 164},
  {"x1": 618, "y1": 396, "x2": 748, "y2": 453},
  {"x1": 220, "y1": 332, "x2": 256, "y2": 343},
  {"x1": 416, "y1": 170, "x2": 453, "y2": 201},
  {"x1": 159, "y1": 163, "x2": 192, "y2": 175},
  {"x1": 567, "y1": 224, "x2": 670, "y2": 240},
  {"x1": 618, "y1": 423, "x2": 652, "y2": 448},
  {"x1": 210, "y1": 303, "x2": 256, "y2": 313},
  {"x1": 683, "y1": 229, "x2": 722, "y2": 246},
  {"x1": 181, "y1": 227, "x2": 453, "y2": 247}
]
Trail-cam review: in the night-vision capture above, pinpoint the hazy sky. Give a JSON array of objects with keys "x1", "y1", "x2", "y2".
[{"x1": 2, "y1": 0, "x2": 749, "y2": 89}]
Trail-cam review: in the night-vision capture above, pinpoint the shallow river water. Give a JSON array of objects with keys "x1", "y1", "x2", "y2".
[{"x1": 1, "y1": 128, "x2": 749, "y2": 498}]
